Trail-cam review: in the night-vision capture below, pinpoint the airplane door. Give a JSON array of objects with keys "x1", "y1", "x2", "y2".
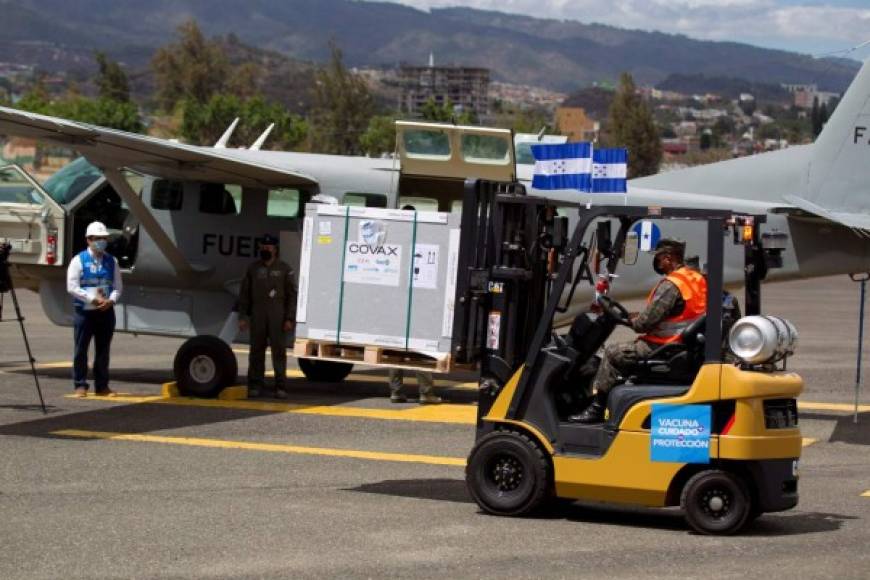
[
  {"x1": 395, "y1": 121, "x2": 516, "y2": 182},
  {"x1": 0, "y1": 164, "x2": 65, "y2": 267}
]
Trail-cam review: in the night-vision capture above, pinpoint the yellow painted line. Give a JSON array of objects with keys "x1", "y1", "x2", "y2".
[
  {"x1": 802, "y1": 438, "x2": 817, "y2": 447},
  {"x1": 861, "y1": 490, "x2": 870, "y2": 498},
  {"x1": 51, "y1": 429, "x2": 466, "y2": 467},
  {"x1": 149, "y1": 397, "x2": 478, "y2": 424},
  {"x1": 37, "y1": 361, "x2": 73, "y2": 369},
  {"x1": 67, "y1": 390, "x2": 478, "y2": 424},
  {"x1": 799, "y1": 401, "x2": 870, "y2": 413}
]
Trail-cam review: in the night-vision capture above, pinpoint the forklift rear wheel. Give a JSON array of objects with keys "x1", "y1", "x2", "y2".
[
  {"x1": 298, "y1": 358, "x2": 353, "y2": 383},
  {"x1": 681, "y1": 470, "x2": 752, "y2": 535},
  {"x1": 466, "y1": 431, "x2": 552, "y2": 516},
  {"x1": 174, "y1": 336, "x2": 238, "y2": 398}
]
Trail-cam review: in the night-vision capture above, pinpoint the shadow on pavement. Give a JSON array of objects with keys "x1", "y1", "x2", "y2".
[
  {"x1": 801, "y1": 411, "x2": 870, "y2": 446},
  {"x1": 0, "y1": 400, "x2": 288, "y2": 439},
  {"x1": 351, "y1": 480, "x2": 854, "y2": 536},
  {"x1": 347, "y1": 478, "x2": 473, "y2": 504},
  {"x1": 745, "y1": 511, "x2": 858, "y2": 536},
  {"x1": 0, "y1": 404, "x2": 61, "y2": 413}
]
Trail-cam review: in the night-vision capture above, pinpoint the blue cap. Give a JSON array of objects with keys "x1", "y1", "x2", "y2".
[{"x1": 260, "y1": 234, "x2": 279, "y2": 246}]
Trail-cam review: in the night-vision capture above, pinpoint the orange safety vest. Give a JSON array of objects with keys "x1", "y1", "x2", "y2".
[{"x1": 640, "y1": 266, "x2": 707, "y2": 345}]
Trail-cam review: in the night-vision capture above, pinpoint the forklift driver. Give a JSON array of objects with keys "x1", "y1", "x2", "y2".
[{"x1": 569, "y1": 239, "x2": 707, "y2": 423}]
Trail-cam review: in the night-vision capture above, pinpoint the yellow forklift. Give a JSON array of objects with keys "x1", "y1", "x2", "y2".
[{"x1": 451, "y1": 180, "x2": 802, "y2": 535}]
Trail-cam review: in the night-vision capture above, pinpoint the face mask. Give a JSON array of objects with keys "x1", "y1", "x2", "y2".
[
  {"x1": 259, "y1": 249, "x2": 273, "y2": 261},
  {"x1": 91, "y1": 240, "x2": 108, "y2": 253}
]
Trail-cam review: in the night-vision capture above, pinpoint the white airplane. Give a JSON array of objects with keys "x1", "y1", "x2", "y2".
[{"x1": 1, "y1": 57, "x2": 869, "y2": 396}]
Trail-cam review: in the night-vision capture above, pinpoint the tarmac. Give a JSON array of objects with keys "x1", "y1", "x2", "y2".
[{"x1": 1, "y1": 277, "x2": 869, "y2": 579}]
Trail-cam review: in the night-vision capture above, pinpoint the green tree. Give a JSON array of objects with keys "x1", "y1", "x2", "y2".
[
  {"x1": 605, "y1": 73, "x2": 662, "y2": 178},
  {"x1": 309, "y1": 43, "x2": 374, "y2": 155},
  {"x1": 151, "y1": 20, "x2": 229, "y2": 111},
  {"x1": 419, "y1": 97, "x2": 476, "y2": 125},
  {"x1": 94, "y1": 51, "x2": 131, "y2": 102},
  {"x1": 181, "y1": 94, "x2": 307, "y2": 150},
  {"x1": 15, "y1": 75, "x2": 142, "y2": 133},
  {"x1": 359, "y1": 115, "x2": 397, "y2": 157}
]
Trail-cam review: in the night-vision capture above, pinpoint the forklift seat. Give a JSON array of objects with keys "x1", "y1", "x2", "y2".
[{"x1": 628, "y1": 315, "x2": 707, "y2": 385}]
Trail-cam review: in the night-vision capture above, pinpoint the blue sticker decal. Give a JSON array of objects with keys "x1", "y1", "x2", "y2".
[
  {"x1": 631, "y1": 221, "x2": 661, "y2": 252},
  {"x1": 650, "y1": 404, "x2": 712, "y2": 464}
]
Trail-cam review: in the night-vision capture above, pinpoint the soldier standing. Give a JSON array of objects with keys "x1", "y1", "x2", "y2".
[{"x1": 238, "y1": 234, "x2": 297, "y2": 398}]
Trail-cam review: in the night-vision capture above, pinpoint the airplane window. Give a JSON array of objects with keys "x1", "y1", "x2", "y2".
[
  {"x1": 402, "y1": 130, "x2": 450, "y2": 159},
  {"x1": 200, "y1": 183, "x2": 241, "y2": 215},
  {"x1": 151, "y1": 180, "x2": 183, "y2": 210},
  {"x1": 0, "y1": 167, "x2": 43, "y2": 205},
  {"x1": 40, "y1": 157, "x2": 103, "y2": 205},
  {"x1": 267, "y1": 188, "x2": 301, "y2": 218},
  {"x1": 398, "y1": 196, "x2": 438, "y2": 212},
  {"x1": 461, "y1": 134, "x2": 510, "y2": 164},
  {"x1": 515, "y1": 142, "x2": 535, "y2": 165},
  {"x1": 344, "y1": 193, "x2": 388, "y2": 208}
]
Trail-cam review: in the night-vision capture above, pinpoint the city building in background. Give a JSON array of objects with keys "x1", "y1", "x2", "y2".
[
  {"x1": 398, "y1": 54, "x2": 490, "y2": 119},
  {"x1": 554, "y1": 106, "x2": 599, "y2": 142}
]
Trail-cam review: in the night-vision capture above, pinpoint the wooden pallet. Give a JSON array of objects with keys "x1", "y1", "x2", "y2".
[{"x1": 294, "y1": 338, "x2": 453, "y2": 373}]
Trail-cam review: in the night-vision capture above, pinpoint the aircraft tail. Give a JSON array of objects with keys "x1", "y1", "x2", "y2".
[{"x1": 784, "y1": 57, "x2": 870, "y2": 229}]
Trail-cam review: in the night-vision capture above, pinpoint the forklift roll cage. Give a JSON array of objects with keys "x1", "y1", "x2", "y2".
[{"x1": 451, "y1": 179, "x2": 770, "y2": 423}]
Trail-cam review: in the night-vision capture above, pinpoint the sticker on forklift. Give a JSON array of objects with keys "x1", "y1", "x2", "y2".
[
  {"x1": 650, "y1": 404, "x2": 711, "y2": 464},
  {"x1": 487, "y1": 312, "x2": 501, "y2": 350},
  {"x1": 317, "y1": 236, "x2": 333, "y2": 245}
]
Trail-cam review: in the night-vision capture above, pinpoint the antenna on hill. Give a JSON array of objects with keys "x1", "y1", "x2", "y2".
[
  {"x1": 214, "y1": 118, "x2": 240, "y2": 149},
  {"x1": 249, "y1": 123, "x2": 275, "y2": 151}
]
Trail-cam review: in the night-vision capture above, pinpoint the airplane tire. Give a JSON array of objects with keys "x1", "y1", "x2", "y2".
[
  {"x1": 174, "y1": 335, "x2": 238, "y2": 398},
  {"x1": 297, "y1": 358, "x2": 353, "y2": 383},
  {"x1": 466, "y1": 430, "x2": 552, "y2": 517},
  {"x1": 681, "y1": 470, "x2": 752, "y2": 535}
]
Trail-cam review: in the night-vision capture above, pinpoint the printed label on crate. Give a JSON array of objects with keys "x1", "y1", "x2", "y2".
[
  {"x1": 412, "y1": 243, "x2": 439, "y2": 290},
  {"x1": 650, "y1": 404, "x2": 712, "y2": 464},
  {"x1": 344, "y1": 242, "x2": 402, "y2": 286}
]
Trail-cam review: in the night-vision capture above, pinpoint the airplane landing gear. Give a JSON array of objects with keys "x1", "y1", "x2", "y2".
[{"x1": 174, "y1": 335, "x2": 238, "y2": 397}]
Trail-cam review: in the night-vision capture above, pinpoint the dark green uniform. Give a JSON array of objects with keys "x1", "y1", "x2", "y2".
[{"x1": 238, "y1": 259, "x2": 297, "y2": 392}]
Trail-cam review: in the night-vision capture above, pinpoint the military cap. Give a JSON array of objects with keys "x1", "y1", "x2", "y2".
[
  {"x1": 653, "y1": 238, "x2": 685, "y2": 258},
  {"x1": 260, "y1": 234, "x2": 279, "y2": 246}
]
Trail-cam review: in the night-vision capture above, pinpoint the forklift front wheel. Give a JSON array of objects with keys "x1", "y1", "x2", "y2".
[
  {"x1": 466, "y1": 431, "x2": 552, "y2": 517},
  {"x1": 298, "y1": 358, "x2": 353, "y2": 383},
  {"x1": 681, "y1": 469, "x2": 752, "y2": 535}
]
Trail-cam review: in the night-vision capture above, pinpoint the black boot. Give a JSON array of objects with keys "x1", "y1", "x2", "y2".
[{"x1": 569, "y1": 393, "x2": 607, "y2": 424}]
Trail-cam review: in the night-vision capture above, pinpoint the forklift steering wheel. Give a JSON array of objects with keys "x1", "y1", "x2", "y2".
[{"x1": 597, "y1": 295, "x2": 632, "y2": 326}]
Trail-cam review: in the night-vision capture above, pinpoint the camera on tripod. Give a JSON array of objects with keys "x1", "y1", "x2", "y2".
[{"x1": 0, "y1": 241, "x2": 11, "y2": 294}]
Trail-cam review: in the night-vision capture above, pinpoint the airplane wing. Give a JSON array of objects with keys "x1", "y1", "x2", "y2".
[{"x1": 0, "y1": 106, "x2": 317, "y2": 188}]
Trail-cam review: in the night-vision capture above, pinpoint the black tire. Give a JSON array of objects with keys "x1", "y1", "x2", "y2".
[
  {"x1": 466, "y1": 431, "x2": 552, "y2": 517},
  {"x1": 681, "y1": 469, "x2": 752, "y2": 535},
  {"x1": 173, "y1": 335, "x2": 238, "y2": 398},
  {"x1": 298, "y1": 358, "x2": 353, "y2": 383}
]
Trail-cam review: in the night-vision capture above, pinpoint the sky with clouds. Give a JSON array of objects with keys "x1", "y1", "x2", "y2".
[{"x1": 383, "y1": 0, "x2": 870, "y2": 58}]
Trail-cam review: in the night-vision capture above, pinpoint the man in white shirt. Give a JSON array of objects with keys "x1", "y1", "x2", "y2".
[{"x1": 67, "y1": 221, "x2": 123, "y2": 397}]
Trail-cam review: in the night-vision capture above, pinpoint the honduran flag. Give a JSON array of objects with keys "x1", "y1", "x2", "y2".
[
  {"x1": 591, "y1": 148, "x2": 628, "y2": 193},
  {"x1": 531, "y1": 142, "x2": 593, "y2": 191}
]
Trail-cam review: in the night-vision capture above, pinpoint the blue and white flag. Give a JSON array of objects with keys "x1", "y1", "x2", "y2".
[
  {"x1": 591, "y1": 148, "x2": 628, "y2": 193},
  {"x1": 531, "y1": 142, "x2": 592, "y2": 191}
]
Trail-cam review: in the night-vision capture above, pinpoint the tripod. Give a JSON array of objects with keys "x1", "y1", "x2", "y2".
[{"x1": 0, "y1": 244, "x2": 47, "y2": 414}]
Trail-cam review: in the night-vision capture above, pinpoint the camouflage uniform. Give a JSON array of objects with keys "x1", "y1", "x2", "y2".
[
  {"x1": 592, "y1": 279, "x2": 685, "y2": 397},
  {"x1": 389, "y1": 369, "x2": 436, "y2": 399},
  {"x1": 238, "y1": 259, "x2": 297, "y2": 393}
]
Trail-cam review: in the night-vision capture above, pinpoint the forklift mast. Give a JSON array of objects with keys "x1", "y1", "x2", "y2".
[{"x1": 451, "y1": 179, "x2": 565, "y2": 384}]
